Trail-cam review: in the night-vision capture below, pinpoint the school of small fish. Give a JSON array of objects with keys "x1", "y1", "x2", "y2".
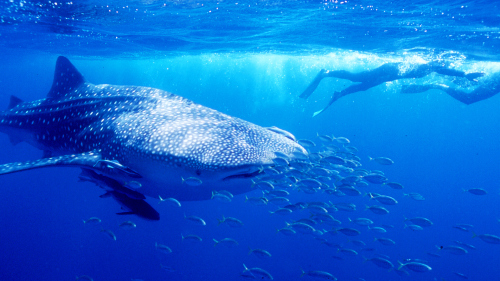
[{"x1": 80, "y1": 133, "x2": 498, "y2": 280}]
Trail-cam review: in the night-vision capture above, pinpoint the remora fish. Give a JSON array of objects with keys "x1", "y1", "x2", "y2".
[
  {"x1": 78, "y1": 168, "x2": 145, "y2": 200},
  {"x1": 100, "y1": 190, "x2": 160, "y2": 221},
  {"x1": 0, "y1": 57, "x2": 306, "y2": 204}
]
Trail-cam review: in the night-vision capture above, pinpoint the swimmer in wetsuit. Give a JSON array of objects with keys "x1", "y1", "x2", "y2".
[
  {"x1": 301, "y1": 61, "x2": 484, "y2": 116},
  {"x1": 400, "y1": 72, "x2": 500, "y2": 105}
]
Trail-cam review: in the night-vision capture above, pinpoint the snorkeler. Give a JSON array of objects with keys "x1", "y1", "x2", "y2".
[
  {"x1": 400, "y1": 72, "x2": 500, "y2": 105},
  {"x1": 301, "y1": 62, "x2": 484, "y2": 116}
]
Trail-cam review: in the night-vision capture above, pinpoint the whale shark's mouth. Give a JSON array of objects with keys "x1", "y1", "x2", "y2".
[{"x1": 222, "y1": 169, "x2": 261, "y2": 181}]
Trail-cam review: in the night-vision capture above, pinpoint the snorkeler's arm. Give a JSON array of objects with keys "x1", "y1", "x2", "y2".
[
  {"x1": 434, "y1": 68, "x2": 485, "y2": 81},
  {"x1": 465, "y1": 72, "x2": 485, "y2": 81},
  {"x1": 433, "y1": 67, "x2": 467, "y2": 78}
]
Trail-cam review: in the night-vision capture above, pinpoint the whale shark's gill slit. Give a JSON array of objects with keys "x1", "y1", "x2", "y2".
[
  {"x1": 265, "y1": 126, "x2": 296, "y2": 142},
  {"x1": 223, "y1": 170, "x2": 261, "y2": 181}
]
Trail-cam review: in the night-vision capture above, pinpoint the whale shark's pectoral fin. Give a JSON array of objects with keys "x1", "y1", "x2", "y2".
[
  {"x1": 0, "y1": 152, "x2": 141, "y2": 178},
  {"x1": 0, "y1": 152, "x2": 101, "y2": 175}
]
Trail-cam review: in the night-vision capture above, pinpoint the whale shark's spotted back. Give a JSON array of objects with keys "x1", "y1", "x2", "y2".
[{"x1": 0, "y1": 56, "x2": 305, "y2": 201}]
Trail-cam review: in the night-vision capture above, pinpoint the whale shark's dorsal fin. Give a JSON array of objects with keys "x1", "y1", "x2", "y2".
[
  {"x1": 47, "y1": 56, "x2": 86, "y2": 98},
  {"x1": 6, "y1": 95, "x2": 25, "y2": 145},
  {"x1": 8, "y1": 95, "x2": 23, "y2": 110}
]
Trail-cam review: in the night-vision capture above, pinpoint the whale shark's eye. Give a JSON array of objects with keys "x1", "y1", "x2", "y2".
[{"x1": 195, "y1": 169, "x2": 201, "y2": 176}]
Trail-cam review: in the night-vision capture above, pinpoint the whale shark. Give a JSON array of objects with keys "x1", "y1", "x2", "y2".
[{"x1": 0, "y1": 57, "x2": 305, "y2": 211}]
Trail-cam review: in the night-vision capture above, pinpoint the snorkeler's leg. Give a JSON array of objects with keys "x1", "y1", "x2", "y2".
[
  {"x1": 324, "y1": 70, "x2": 360, "y2": 81},
  {"x1": 312, "y1": 83, "x2": 371, "y2": 117},
  {"x1": 300, "y1": 69, "x2": 328, "y2": 99},
  {"x1": 300, "y1": 69, "x2": 365, "y2": 100},
  {"x1": 312, "y1": 91, "x2": 341, "y2": 117}
]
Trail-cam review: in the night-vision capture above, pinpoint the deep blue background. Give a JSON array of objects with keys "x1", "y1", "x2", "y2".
[{"x1": 1, "y1": 1, "x2": 500, "y2": 280}]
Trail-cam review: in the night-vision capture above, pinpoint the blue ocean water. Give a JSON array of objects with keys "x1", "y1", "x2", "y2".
[{"x1": 0, "y1": 1, "x2": 500, "y2": 280}]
